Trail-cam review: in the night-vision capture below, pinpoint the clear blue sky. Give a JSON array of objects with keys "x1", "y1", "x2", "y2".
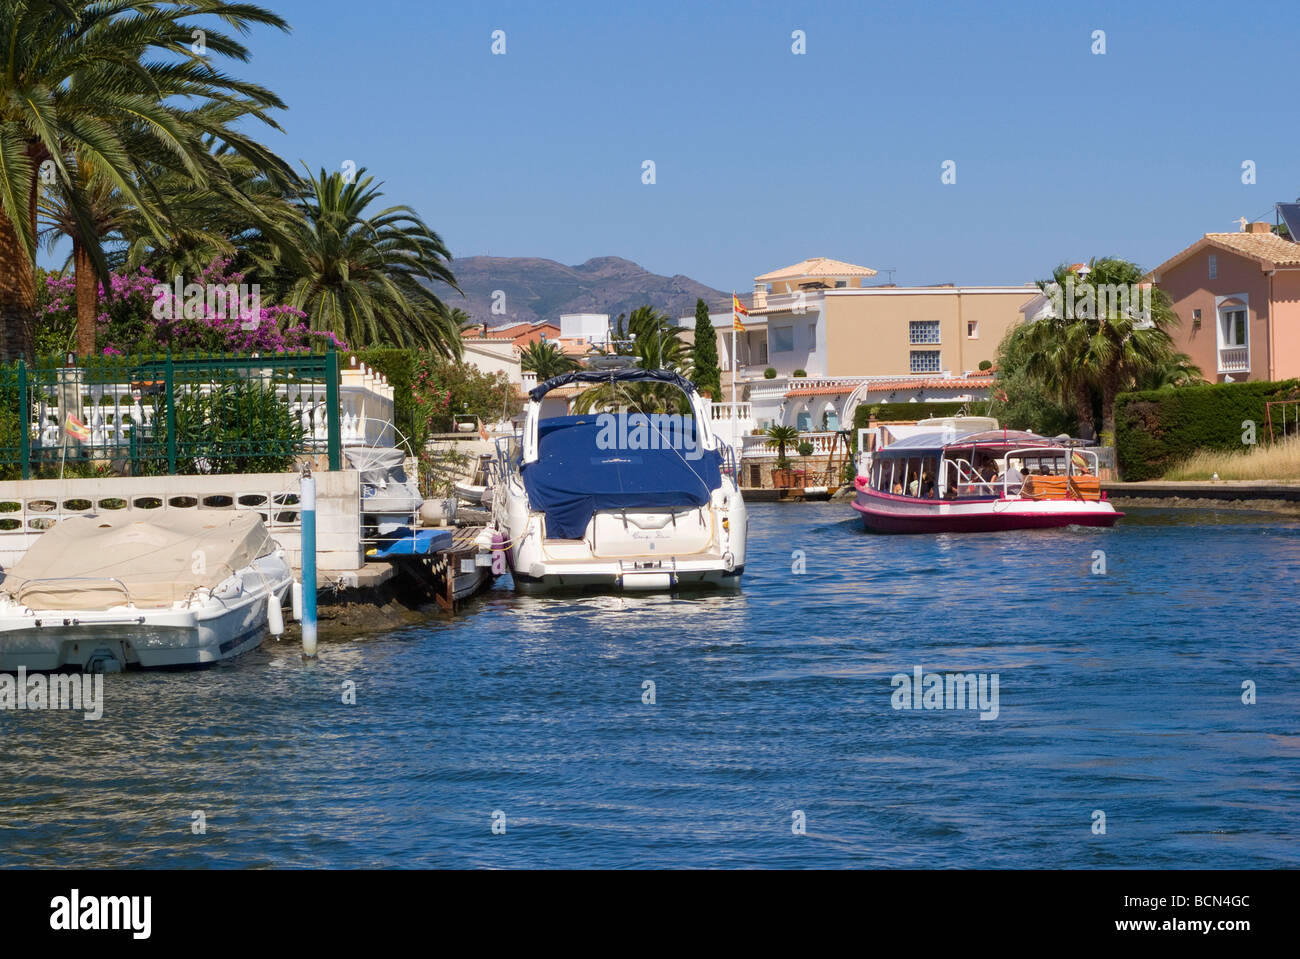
[{"x1": 50, "y1": 0, "x2": 1300, "y2": 289}]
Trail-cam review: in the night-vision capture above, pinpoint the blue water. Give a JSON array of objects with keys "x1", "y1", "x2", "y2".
[{"x1": 2, "y1": 503, "x2": 1298, "y2": 868}]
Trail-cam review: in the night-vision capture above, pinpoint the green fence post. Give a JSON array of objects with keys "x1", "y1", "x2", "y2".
[
  {"x1": 165, "y1": 353, "x2": 177, "y2": 475},
  {"x1": 325, "y1": 349, "x2": 341, "y2": 471},
  {"x1": 18, "y1": 359, "x2": 29, "y2": 480}
]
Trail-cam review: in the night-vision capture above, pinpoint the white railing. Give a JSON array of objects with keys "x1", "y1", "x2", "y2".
[
  {"x1": 1218, "y1": 346, "x2": 1249, "y2": 374},
  {"x1": 339, "y1": 362, "x2": 395, "y2": 447},
  {"x1": 25, "y1": 360, "x2": 396, "y2": 454},
  {"x1": 739, "y1": 430, "x2": 839, "y2": 458},
  {"x1": 708, "y1": 401, "x2": 752, "y2": 420}
]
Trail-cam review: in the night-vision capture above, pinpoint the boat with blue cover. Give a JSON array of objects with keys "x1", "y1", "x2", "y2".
[{"x1": 491, "y1": 368, "x2": 747, "y2": 591}]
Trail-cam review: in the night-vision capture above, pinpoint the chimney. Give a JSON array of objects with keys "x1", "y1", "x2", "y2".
[{"x1": 1248, "y1": 221, "x2": 1272, "y2": 234}]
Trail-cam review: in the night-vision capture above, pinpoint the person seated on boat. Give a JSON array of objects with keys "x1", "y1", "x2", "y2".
[
  {"x1": 907, "y1": 475, "x2": 921, "y2": 497},
  {"x1": 920, "y1": 473, "x2": 934, "y2": 498},
  {"x1": 892, "y1": 480, "x2": 904, "y2": 495},
  {"x1": 1003, "y1": 461, "x2": 1024, "y2": 492}
]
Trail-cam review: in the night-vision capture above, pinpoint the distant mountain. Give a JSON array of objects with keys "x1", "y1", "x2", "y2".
[{"x1": 440, "y1": 255, "x2": 733, "y2": 327}]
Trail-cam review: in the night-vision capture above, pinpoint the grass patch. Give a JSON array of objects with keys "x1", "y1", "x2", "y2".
[{"x1": 1164, "y1": 436, "x2": 1300, "y2": 481}]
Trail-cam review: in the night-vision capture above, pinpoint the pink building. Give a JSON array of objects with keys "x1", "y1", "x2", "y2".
[{"x1": 1147, "y1": 222, "x2": 1300, "y2": 382}]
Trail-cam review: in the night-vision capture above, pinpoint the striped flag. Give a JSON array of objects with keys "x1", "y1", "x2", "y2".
[
  {"x1": 65, "y1": 413, "x2": 91, "y2": 442},
  {"x1": 732, "y1": 293, "x2": 747, "y2": 332}
]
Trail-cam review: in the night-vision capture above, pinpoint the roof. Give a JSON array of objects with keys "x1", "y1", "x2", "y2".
[
  {"x1": 877, "y1": 428, "x2": 1057, "y2": 456},
  {"x1": 1149, "y1": 231, "x2": 1300, "y2": 277},
  {"x1": 755, "y1": 257, "x2": 878, "y2": 281},
  {"x1": 861, "y1": 376, "x2": 995, "y2": 394}
]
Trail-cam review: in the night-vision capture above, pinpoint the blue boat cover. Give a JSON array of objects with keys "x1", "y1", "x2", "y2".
[
  {"x1": 369, "y1": 527, "x2": 454, "y2": 559},
  {"x1": 522, "y1": 416, "x2": 722, "y2": 539}
]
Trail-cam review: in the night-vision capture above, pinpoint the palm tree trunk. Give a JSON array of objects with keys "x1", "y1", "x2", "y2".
[
  {"x1": 73, "y1": 239, "x2": 98, "y2": 357},
  {"x1": 1100, "y1": 370, "x2": 1120, "y2": 447},
  {"x1": 0, "y1": 172, "x2": 39, "y2": 362},
  {"x1": 1073, "y1": 383, "x2": 1096, "y2": 440}
]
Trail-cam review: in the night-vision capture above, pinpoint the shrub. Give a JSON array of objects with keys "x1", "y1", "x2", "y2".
[
  {"x1": 764, "y1": 367, "x2": 777, "y2": 379},
  {"x1": 1114, "y1": 379, "x2": 1300, "y2": 480},
  {"x1": 793, "y1": 369, "x2": 807, "y2": 378},
  {"x1": 796, "y1": 441, "x2": 814, "y2": 457},
  {"x1": 134, "y1": 380, "x2": 303, "y2": 476},
  {"x1": 347, "y1": 348, "x2": 418, "y2": 450}
]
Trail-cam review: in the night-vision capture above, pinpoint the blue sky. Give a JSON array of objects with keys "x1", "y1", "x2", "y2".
[{"x1": 49, "y1": 0, "x2": 1300, "y2": 290}]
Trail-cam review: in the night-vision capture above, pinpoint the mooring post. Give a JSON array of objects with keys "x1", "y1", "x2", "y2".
[{"x1": 301, "y1": 465, "x2": 318, "y2": 657}]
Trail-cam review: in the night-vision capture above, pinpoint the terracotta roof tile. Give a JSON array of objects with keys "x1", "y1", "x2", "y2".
[
  {"x1": 1149, "y1": 231, "x2": 1300, "y2": 277},
  {"x1": 756, "y1": 257, "x2": 878, "y2": 281}
]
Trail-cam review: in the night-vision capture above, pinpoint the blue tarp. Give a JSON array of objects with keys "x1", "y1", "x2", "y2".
[
  {"x1": 521, "y1": 416, "x2": 723, "y2": 539},
  {"x1": 369, "y1": 528, "x2": 454, "y2": 559}
]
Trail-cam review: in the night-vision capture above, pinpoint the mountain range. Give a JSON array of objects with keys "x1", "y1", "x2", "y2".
[{"x1": 439, "y1": 255, "x2": 733, "y2": 328}]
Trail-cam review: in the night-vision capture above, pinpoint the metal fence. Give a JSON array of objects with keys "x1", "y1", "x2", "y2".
[{"x1": 0, "y1": 351, "x2": 341, "y2": 479}]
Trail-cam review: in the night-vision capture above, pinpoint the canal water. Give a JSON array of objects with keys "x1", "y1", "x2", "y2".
[{"x1": 2, "y1": 503, "x2": 1297, "y2": 868}]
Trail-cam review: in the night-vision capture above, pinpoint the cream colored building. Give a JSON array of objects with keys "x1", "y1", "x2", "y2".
[{"x1": 690, "y1": 257, "x2": 1036, "y2": 453}]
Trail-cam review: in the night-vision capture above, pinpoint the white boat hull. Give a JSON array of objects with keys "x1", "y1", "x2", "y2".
[
  {"x1": 0, "y1": 555, "x2": 292, "y2": 671},
  {"x1": 497, "y1": 483, "x2": 747, "y2": 593}
]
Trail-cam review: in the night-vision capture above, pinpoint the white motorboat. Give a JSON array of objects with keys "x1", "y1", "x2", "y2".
[
  {"x1": 0, "y1": 511, "x2": 292, "y2": 671},
  {"x1": 491, "y1": 368, "x2": 747, "y2": 592}
]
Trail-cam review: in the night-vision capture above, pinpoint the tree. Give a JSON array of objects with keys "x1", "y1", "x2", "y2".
[
  {"x1": 764, "y1": 424, "x2": 799, "y2": 470},
  {"x1": 690, "y1": 297, "x2": 721, "y2": 398},
  {"x1": 572, "y1": 305, "x2": 690, "y2": 413},
  {"x1": 1011, "y1": 258, "x2": 1200, "y2": 444},
  {"x1": 277, "y1": 167, "x2": 462, "y2": 354},
  {"x1": 1, "y1": 0, "x2": 290, "y2": 360},
  {"x1": 520, "y1": 340, "x2": 580, "y2": 380}
]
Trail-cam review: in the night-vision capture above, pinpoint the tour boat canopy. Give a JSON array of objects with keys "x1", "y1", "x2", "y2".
[
  {"x1": 528, "y1": 368, "x2": 698, "y2": 402},
  {"x1": 521, "y1": 415, "x2": 723, "y2": 539},
  {"x1": 875, "y1": 429, "x2": 1059, "y2": 458}
]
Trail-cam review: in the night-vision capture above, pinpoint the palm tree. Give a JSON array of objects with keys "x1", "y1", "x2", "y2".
[
  {"x1": 0, "y1": 0, "x2": 290, "y2": 360},
  {"x1": 1017, "y1": 258, "x2": 1191, "y2": 444},
  {"x1": 764, "y1": 424, "x2": 800, "y2": 469},
  {"x1": 572, "y1": 305, "x2": 690, "y2": 413},
  {"x1": 276, "y1": 167, "x2": 462, "y2": 355},
  {"x1": 520, "y1": 340, "x2": 581, "y2": 380}
]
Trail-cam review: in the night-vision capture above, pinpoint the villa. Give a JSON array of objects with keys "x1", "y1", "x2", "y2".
[
  {"x1": 1146, "y1": 213, "x2": 1300, "y2": 382},
  {"x1": 682, "y1": 257, "x2": 1037, "y2": 458}
]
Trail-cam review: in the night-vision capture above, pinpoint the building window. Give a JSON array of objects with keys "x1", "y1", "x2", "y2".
[
  {"x1": 834, "y1": 280, "x2": 847, "y2": 288},
  {"x1": 1208, "y1": 254, "x2": 1217, "y2": 279},
  {"x1": 967, "y1": 320, "x2": 979, "y2": 339},
  {"x1": 1215, "y1": 295, "x2": 1249, "y2": 374},
  {"x1": 910, "y1": 350, "x2": 941, "y2": 373},
  {"x1": 909, "y1": 320, "x2": 941, "y2": 344},
  {"x1": 771, "y1": 326, "x2": 794, "y2": 353},
  {"x1": 1220, "y1": 307, "x2": 1247, "y2": 347}
]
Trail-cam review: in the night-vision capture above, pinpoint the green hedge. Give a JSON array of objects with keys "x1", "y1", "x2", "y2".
[
  {"x1": 853, "y1": 401, "x2": 970, "y2": 429},
  {"x1": 1115, "y1": 379, "x2": 1300, "y2": 480},
  {"x1": 346, "y1": 348, "x2": 418, "y2": 451}
]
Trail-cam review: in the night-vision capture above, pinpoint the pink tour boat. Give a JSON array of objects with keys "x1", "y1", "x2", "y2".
[{"x1": 852, "y1": 429, "x2": 1123, "y2": 533}]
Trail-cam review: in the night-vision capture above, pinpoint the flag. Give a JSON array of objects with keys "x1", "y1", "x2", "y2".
[
  {"x1": 65, "y1": 413, "x2": 91, "y2": 442},
  {"x1": 732, "y1": 293, "x2": 747, "y2": 332}
]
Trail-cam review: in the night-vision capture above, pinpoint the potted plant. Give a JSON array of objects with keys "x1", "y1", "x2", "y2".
[
  {"x1": 796, "y1": 440, "x2": 814, "y2": 486},
  {"x1": 793, "y1": 369, "x2": 807, "y2": 378},
  {"x1": 763, "y1": 367, "x2": 777, "y2": 379},
  {"x1": 764, "y1": 425, "x2": 800, "y2": 487}
]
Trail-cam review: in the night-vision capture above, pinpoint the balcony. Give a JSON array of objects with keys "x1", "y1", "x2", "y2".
[{"x1": 1218, "y1": 346, "x2": 1249, "y2": 375}]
